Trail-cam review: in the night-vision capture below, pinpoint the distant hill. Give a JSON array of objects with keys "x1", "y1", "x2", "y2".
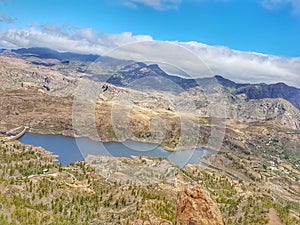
[
  {"x1": 234, "y1": 82, "x2": 300, "y2": 110},
  {"x1": 104, "y1": 61, "x2": 300, "y2": 110},
  {"x1": 11, "y1": 47, "x2": 99, "y2": 62},
  {"x1": 105, "y1": 62, "x2": 199, "y2": 92},
  {"x1": 4, "y1": 47, "x2": 300, "y2": 110}
]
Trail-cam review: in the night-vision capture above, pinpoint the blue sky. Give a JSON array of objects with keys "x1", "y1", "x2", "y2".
[
  {"x1": 0, "y1": 0, "x2": 300, "y2": 86},
  {"x1": 0, "y1": 0, "x2": 300, "y2": 56}
]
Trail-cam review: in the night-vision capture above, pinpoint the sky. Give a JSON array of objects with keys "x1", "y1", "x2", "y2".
[{"x1": 0, "y1": 0, "x2": 300, "y2": 86}]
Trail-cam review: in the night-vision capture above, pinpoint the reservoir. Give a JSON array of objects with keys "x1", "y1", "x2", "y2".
[{"x1": 19, "y1": 133, "x2": 215, "y2": 167}]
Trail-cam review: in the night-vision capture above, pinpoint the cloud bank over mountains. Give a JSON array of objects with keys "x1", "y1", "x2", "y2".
[
  {"x1": 0, "y1": 25, "x2": 299, "y2": 87},
  {"x1": 0, "y1": 26, "x2": 153, "y2": 54}
]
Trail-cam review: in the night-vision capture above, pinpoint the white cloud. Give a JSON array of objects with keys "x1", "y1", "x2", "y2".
[
  {"x1": 0, "y1": 25, "x2": 299, "y2": 88},
  {"x1": 124, "y1": 0, "x2": 300, "y2": 14},
  {"x1": 123, "y1": 0, "x2": 181, "y2": 10},
  {"x1": 121, "y1": 0, "x2": 229, "y2": 10},
  {"x1": 0, "y1": 25, "x2": 153, "y2": 54},
  {"x1": 179, "y1": 41, "x2": 300, "y2": 87},
  {"x1": 0, "y1": 13, "x2": 16, "y2": 23},
  {"x1": 260, "y1": 0, "x2": 300, "y2": 14}
]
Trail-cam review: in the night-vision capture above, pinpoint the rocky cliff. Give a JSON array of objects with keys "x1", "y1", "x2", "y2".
[{"x1": 176, "y1": 186, "x2": 224, "y2": 225}]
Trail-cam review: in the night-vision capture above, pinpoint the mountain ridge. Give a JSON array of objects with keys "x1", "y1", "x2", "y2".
[{"x1": 1, "y1": 47, "x2": 300, "y2": 110}]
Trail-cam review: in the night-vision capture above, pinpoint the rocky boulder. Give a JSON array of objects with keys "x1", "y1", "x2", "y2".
[{"x1": 176, "y1": 186, "x2": 224, "y2": 225}]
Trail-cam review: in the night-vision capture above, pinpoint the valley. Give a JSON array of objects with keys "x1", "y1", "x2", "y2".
[{"x1": 0, "y1": 48, "x2": 299, "y2": 224}]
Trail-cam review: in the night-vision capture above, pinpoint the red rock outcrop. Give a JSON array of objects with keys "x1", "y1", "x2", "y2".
[{"x1": 176, "y1": 186, "x2": 224, "y2": 225}]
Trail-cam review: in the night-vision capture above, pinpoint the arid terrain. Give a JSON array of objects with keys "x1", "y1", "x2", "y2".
[{"x1": 0, "y1": 49, "x2": 299, "y2": 224}]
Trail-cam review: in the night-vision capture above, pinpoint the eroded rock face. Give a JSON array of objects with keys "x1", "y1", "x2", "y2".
[{"x1": 176, "y1": 186, "x2": 224, "y2": 225}]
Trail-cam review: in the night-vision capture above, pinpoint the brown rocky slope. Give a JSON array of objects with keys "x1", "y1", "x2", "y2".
[{"x1": 176, "y1": 186, "x2": 224, "y2": 225}]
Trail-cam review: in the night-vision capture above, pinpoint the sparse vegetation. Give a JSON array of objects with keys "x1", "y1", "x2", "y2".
[{"x1": 0, "y1": 142, "x2": 299, "y2": 224}]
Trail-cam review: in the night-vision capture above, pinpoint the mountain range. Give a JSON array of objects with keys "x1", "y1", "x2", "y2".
[
  {"x1": 0, "y1": 47, "x2": 299, "y2": 225},
  {"x1": 1, "y1": 47, "x2": 300, "y2": 131},
  {"x1": 3, "y1": 47, "x2": 299, "y2": 109}
]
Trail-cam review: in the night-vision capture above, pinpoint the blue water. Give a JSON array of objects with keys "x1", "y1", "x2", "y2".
[{"x1": 19, "y1": 133, "x2": 215, "y2": 167}]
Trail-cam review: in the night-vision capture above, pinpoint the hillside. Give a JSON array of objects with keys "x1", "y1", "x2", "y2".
[
  {"x1": 2, "y1": 48, "x2": 300, "y2": 109},
  {"x1": 0, "y1": 48, "x2": 299, "y2": 224},
  {"x1": 0, "y1": 53, "x2": 299, "y2": 131},
  {"x1": 0, "y1": 141, "x2": 299, "y2": 224}
]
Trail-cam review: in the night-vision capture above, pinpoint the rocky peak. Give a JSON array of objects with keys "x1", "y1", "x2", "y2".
[
  {"x1": 176, "y1": 186, "x2": 224, "y2": 225},
  {"x1": 235, "y1": 82, "x2": 300, "y2": 110}
]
